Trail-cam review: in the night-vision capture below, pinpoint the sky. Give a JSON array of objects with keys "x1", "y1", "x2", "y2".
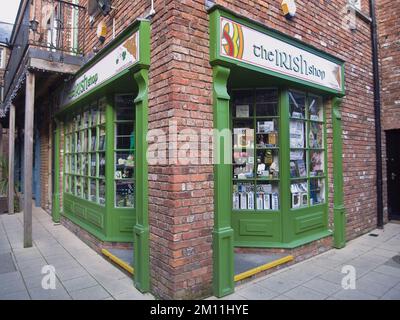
[{"x1": 0, "y1": 0, "x2": 21, "y2": 24}]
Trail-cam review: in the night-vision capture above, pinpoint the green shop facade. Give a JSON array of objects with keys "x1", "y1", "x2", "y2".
[
  {"x1": 209, "y1": 7, "x2": 346, "y2": 297},
  {"x1": 49, "y1": 8, "x2": 346, "y2": 298},
  {"x1": 52, "y1": 19, "x2": 150, "y2": 292}
]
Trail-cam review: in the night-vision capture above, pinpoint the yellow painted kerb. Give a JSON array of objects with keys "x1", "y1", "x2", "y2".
[
  {"x1": 234, "y1": 255, "x2": 294, "y2": 282},
  {"x1": 101, "y1": 248, "x2": 134, "y2": 275}
]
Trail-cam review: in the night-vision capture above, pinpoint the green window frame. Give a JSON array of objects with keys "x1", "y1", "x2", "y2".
[
  {"x1": 114, "y1": 94, "x2": 135, "y2": 208},
  {"x1": 230, "y1": 88, "x2": 327, "y2": 213},
  {"x1": 288, "y1": 90, "x2": 327, "y2": 209},
  {"x1": 63, "y1": 98, "x2": 107, "y2": 206},
  {"x1": 231, "y1": 88, "x2": 280, "y2": 212}
]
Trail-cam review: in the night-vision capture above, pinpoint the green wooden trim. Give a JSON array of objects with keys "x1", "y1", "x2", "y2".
[
  {"x1": 105, "y1": 96, "x2": 115, "y2": 235},
  {"x1": 56, "y1": 20, "x2": 151, "y2": 116},
  {"x1": 279, "y1": 89, "x2": 291, "y2": 242},
  {"x1": 133, "y1": 69, "x2": 150, "y2": 293},
  {"x1": 332, "y1": 97, "x2": 346, "y2": 249},
  {"x1": 234, "y1": 229, "x2": 332, "y2": 249},
  {"x1": 52, "y1": 120, "x2": 61, "y2": 223},
  {"x1": 212, "y1": 65, "x2": 235, "y2": 298},
  {"x1": 208, "y1": 7, "x2": 346, "y2": 96},
  {"x1": 73, "y1": 19, "x2": 149, "y2": 79}
]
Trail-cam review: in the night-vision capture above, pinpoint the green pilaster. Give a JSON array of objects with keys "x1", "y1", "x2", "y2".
[
  {"x1": 105, "y1": 97, "x2": 115, "y2": 233},
  {"x1": 133, "y1": 68, "x2": 150, "y2": 293},
  {"x1": 279, "y1": 89, "x2": 291, "y2": 243},
  {"x1": 52, "y1": 120, "x2": 61, "y2": 223},
  {"x1": 332, "y1": 97, "x2": 346, "y2": 249},
  {"x1": 212, "y1": 65, "x2": 234, "y2": 298}
]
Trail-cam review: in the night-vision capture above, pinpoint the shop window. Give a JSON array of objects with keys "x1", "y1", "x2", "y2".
[
  {"x1": 64, "y1": 98, "x2": 107, "y2": 206},
  {"x1": 289, "y1": 91, "x2": 325, "y2": 208},
  {"x1": 114, "y1": 95, "x2": 135, "y2": 208},
  {"x1": 232, "y1": 89, "x2": 280, "y2": 211}
]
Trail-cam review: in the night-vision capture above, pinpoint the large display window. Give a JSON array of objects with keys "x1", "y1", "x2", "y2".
[
  {"x1": 63, "y1": 94, "x2": 136, "y2": 209},
  {"x1": 231, "y1": 88, "x2": 328, "y2": 240},
  {"x1": 64, "y1": 98, "x2": 107, "y2": 205},
  {"x1": 232, "y1": 88, "x2": 280, "y2": 211}
]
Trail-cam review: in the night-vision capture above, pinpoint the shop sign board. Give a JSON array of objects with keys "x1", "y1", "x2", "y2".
[{"x1": 219, "y1": 17, "x2": 344, "y2": 92}]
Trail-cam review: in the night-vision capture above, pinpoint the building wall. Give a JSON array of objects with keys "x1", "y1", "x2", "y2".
[
  {"x1": 378, "y1": 0, "x2": 400, "y2": 132},
  {"x1": 377, "y1": 0, "x2": 400, "y2": 224},
  {"x1": 72, "y1": 0, "x2": 381, "y2": 299}
]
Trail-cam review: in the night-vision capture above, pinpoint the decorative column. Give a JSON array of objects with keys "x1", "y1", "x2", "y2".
[
  {"x1": 332, "y1": 97, "x2": 346, "y2": 249},
  {"x1": 23, "y1": 71, "x2": 35, "y2": 248},
  {"x1": 212, "y1": 65, "x2": 234, "y2": 297},
  {"x1": 133, "y1": 68, "x2": 150, "y2": 293},
  {"x1": 8, "y1": 104, "x2": 15, "y2": 214},
  {"x1": 52, "y1": 120, "x2": 61, "y2": 223}
]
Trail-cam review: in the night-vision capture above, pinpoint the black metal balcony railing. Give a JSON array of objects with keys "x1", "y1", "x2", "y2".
[{"x1": 4, "y1": 0, "x2": 86, "y2": 99}]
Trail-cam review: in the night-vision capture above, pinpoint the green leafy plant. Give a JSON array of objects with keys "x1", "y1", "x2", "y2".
[{"x1": 0, "y1": 155, "x2": 20, "y2": 212}]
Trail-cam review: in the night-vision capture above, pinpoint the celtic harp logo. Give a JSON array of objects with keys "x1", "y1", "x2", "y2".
[{"x1": 222, "y1": 20, "x2": 244, "y2": 59}]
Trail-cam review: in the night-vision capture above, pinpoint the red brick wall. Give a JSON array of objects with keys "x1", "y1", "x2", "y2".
[{"x1": 377, "y1": 0, "x2": 400, "y2": 224}]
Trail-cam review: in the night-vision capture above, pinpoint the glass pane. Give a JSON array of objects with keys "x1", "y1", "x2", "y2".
[
  {"x1": 99, "y1": 179, "x2": 106, "y2": 205},
  {"x1": 90, "y1": 108, "x2": 98, "y2": 126},
  {"x1": 290, "y1": 151, "x2": 307, "y2": 178},
  {"x1": 90, "y1": 128, "x2": 97, "y2": 151},
  {"x1": 256, "y1": 181, "x2": 279, "y2": 210},
  {"x1": 232, "y1": 90, "x2": 253, "y2": 118},
  {"x1": 76, "y1": 155, "x2": 81, "y2": 174},
  {"x1": 233, "y1": 149, "x2": 254, "y2": 180},
  {"x1": 82, "y1": 111, "x2": 89, "y2": 129},
  {"x1": 115, "y1": 181, "x2": 135, "y2": 208},
  {"x1": 290, "y1": 120, "x2": 306, "y2": 148},
  {"x1": 82, "y1": 130, "x2": 88, "y2": 152},
  {"x1": 310, "y1": 179, "x2": 325, "y2": 205},
  {"x1": 83, "y1": 178, "x2": 88, "y2": 200},
  {"x1": 116, "y1": 136, "x2": 133, "y2": 150},
  {"x1": 232, "y1": 182, "x2": 255, "y2": 210},
  {"x1": 77, "y1": 133, "x2": 82, "y2": 152},
  {"x1": 308, "y1": 95, "x2": 323, "y2": 121},
  {"x1": 99, "y1": 127, "x2": 106, "y2": 151},
  {"x1": 256, "y1": 89, "x2": 278, "y2": 117},
  {"x1": 115, "y1": 151, "x2": 135, "y2": 179},
  {"x1": 65, "y1": 135, "x2": 70, "y2": 153},
  {"x1": 71, "y1": 156, "x2": 76, "y2": 174},
  {"x1": 290, "y1": 180, "x2": 308, "y2": 209},
  {"x1": 99, "y1": 153, "x2": 106, "y2": 178},
  {"x1": 233, "y1": 119, "x2": 254, "y2": 149},
  {"x1": 310, "y1": 151, "x2": 324, "y2": 177},
  {"x1": 309, "y1": 122, "x2": 323, "y2": 149},
  {"x1": 256, "y1": 120, "x2": 278, "y2": 147},
  {"x1": 89, "y1": 179, "x2": 97, "y2": 202},
  {"x1": 289, "y1": 91, "x2": 306, "y2": 119},
  {"x1": 115, "y1": 95, "x2": 135, "y2": 121},
  {"x1": 90, "y1": 154, "x2": 96, "y2": 177},
  {"x1": 116, "y1": 122, "x2": 133, "y2": 136},
  {"x1": 71, "y1": 176, "x2": 75, "y2": 194},
  {"x1": 256, "y1": 149, "x2": 279, "y2": 179},
  {"x1": 71, "y1": 134, "x2": 76, "y2": 153},
  {"x1": 76, "y1": 177, "x2": 82, "y2": 197},
  {"x1": 82, "y1": 154, "x2": 88, "y2": 176},
  {"x1": 99, "y1": 99, "x2": 106, "y2": 124},
  {"x1": 65, "y1": 175, "x2": 70, "y2": 193}
]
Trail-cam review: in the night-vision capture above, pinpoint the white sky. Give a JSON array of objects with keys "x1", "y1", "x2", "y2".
[{"x1": 0, "y1": 0, "x2": 21, "y2": 24}]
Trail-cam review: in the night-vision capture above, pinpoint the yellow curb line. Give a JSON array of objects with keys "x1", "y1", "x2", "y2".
[
  {"x1": 101, "y1": 248, "x2": 134, "y2": 275},
  {"x1": 234, "y1": 255, "x2": 294, "y2": 282}
]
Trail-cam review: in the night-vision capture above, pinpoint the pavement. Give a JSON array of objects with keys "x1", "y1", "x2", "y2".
[
  {"x1": 0, "y1": 206, "x2": 399, "y2": 300},
  {"x1": 216, "y1": 223, "x2": 400, "y2": 300},
  {"x1": 0, "y1": 206, "x2": 154, "y2": 300}
]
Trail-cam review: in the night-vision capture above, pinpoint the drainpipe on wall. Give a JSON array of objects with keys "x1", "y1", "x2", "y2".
[{"x1": 369, "y1": 0, "x2": 384, "y2": 228}]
